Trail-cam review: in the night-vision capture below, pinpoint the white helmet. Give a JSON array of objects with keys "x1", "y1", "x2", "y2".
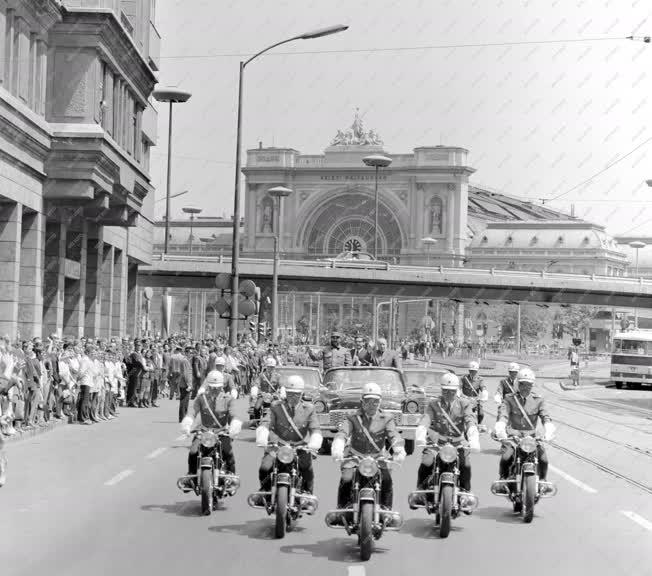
[
  {"x1": 508, "y1": 362, "x2": 520, "y2": 373},
  {"x1": 214, "y1": 356, "x2": 226, "y2": 366},
  {"x1": 440, "y1": 373, "x2": 460, "y2": 390},
  {"x1": 517, "y1": 367, "x2": 536, "y2": 384},
  {"x1": 204, "y1": 370, "x2": 224, "y2": 388},
  {"x1": 285, "y1": 375, "x2": 305, "y2": 393},
  {"x1": 361, "y1": 382, "x2": 382, "y2": 400},
  {"x1": 265, "y1": 357, "x2": 277, "y2": 368},
  {"x1": 468, "y1": 361, "x2": 480, "y2": 371}
]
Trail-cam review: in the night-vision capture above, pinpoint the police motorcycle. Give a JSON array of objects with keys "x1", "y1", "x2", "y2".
[
  {"x1": 176, "y1": 426, "x2": 241, "y2": 516},
  {"x1": 407, "y1": 438, "x2": 479, "y2": 538},
  {"x1": 490, "y1": 434, "x2": 556, "y2": 523},
  {"x1": 247, "y1": 442, "x2": 319, "y2": 538},
  {"x1": 325, "y1": 452, "x2": 402, "y2": 561}
]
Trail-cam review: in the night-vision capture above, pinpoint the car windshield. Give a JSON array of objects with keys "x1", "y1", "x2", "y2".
[
  {"x1": 323, "y1": 369, "x2": 404, "y2": 396},
  {"x1": 404, "y1": 370, "x2": 444, "y2": 392},
  {"x1": 274, "y1": 368, "x2": 321, "y2": 390}
]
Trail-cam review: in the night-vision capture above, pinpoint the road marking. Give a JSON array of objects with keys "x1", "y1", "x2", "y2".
[
  {"x1": 549, "y1": 464, "x2": 597, "y2": 494},
  {"x1": 621, "y1": 511, "x2": 652, "y2": 531},
  {"x1": 146, "y1": 447, "x2": 167, "y2": 459},
  {"x1": 104, "y1": 469, "x2": 134, "y2": 486},
  {"x1": 348, "y1": 567, "x2": 366, "y2": 576}
]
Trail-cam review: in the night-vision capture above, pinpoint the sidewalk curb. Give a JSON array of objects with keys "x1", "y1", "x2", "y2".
[{"x1": 3, "y1": 418, "x2": 69, "y2": 445}]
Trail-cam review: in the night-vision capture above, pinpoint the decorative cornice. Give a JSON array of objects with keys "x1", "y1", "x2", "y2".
[{"x1": 9, "y1": 0, "x2": 63, "y2": 31}]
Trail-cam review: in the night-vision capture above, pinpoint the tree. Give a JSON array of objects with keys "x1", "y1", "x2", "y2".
[
  {"x1": 554, "y1": 306, "x2": 599, "y2": 339},
  {"x1": 491, "y1": 304, "x2": 551, "y2": 344}
]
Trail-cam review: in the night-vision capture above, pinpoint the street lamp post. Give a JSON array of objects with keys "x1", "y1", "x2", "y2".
[
  {"x1": 363, "y1": 155, "x2": 392, "y2": 259},
  {"x1": 152, "y1": 88, "x2": 192, "y2": 256},
  {"x1": 182, "y1": 206, "x2": 202, "y2": 254},
  {"x1": 422, "y1": 236, "x2": 437, "y2": 266},
  {"x1": 229, "y1": 25, "x2": 349, "y2": 347},
  {"x1": 630, "y1": 240, "x2": 646, "y2": 328},
  {"x1": 268, "y1": 186, "x2": 292, "y2": 343}
]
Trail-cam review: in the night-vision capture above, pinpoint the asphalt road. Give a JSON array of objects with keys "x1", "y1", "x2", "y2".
[{"x1": 1, "y1": 390, "x2": 651, "y2": 576}]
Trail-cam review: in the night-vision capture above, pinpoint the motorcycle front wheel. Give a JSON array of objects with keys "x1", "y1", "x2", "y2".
[
  {"x1": 523, "y1": 475, "x2": 536, "y2": 523},
  {"x1": 275, "y1": 485, "x2": 288, "y2": 538},
  {"x1": 439, "y1": 485, "x2": 453, "y2": 538},
  {"x1": 200, "y1": 469, "x2": 213, "y2": 516},
  {"x1": 359, "y1": 501, "x2": 374, "y2": 561}
]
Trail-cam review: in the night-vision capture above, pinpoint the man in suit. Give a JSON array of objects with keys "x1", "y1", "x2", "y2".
[
  {"x1": 350, "y1": 336, "x2": 372, "y2": 366},
  {"x1": 370, "y1": 338, "x2": 402, "y2": 369}
]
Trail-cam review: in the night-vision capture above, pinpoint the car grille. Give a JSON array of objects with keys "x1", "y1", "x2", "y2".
[{"x1": 328, "y1": 409, "x2": 413, "y2": 428}]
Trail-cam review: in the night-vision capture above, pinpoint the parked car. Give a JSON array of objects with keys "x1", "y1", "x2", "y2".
[{"x1": 315, "y1": 367, "x2": 422, "y2": 455}]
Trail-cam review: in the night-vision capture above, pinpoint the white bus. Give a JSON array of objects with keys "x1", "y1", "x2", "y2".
[{"x1": 611, "y1": 330, "x2": 652, "y2": 389}]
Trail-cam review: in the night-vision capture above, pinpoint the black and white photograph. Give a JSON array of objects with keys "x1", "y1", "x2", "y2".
[{"x1": 0, "y1": 1, "x2": 651, "y2": 575}]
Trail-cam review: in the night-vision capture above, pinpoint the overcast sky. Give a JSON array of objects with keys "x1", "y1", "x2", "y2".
[{"x1": 151, "y1": 0, "x2": 652, "y2": 240}]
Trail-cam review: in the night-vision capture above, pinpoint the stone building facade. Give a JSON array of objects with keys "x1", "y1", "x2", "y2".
[{"x1": 0, "y1": 0, "x2": 160, "y2": 339}]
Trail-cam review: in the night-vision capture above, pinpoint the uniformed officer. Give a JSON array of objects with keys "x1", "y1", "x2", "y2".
[
  {"x1": 495, "y1": 362, "x2": 519, "y2": 405},
  {"x1": 461, "y1": 360, "x2": 488, "y2": 431},
  {"x1": 306, "y1": 331, "x2": 351, "y2": 370},
  {"x1": 255, "y1": 375, "x2": 323, "y2": 494},
  {"x1": 414, "y1": 373, "x2": 480, "y2": 495},
  {"x1": 250, "y1": 357, "x2": 281, "y2": 419},
  {"x1": 494, "y1": 368, "x2": 556, "y2": 482},
  {"x1": 331, "y1": 382, "x2": 406, "y2": 510},
  {"x1": 179, "y1": 371, "x2": 242, "y2": 490}
]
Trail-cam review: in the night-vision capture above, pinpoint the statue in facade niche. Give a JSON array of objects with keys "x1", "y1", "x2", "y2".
[
  {"x1": 429, "y1": 197, "x2": 443, "y2": 235},
  {"x1": 261, "y1": 199, "x2": 274, "y2": 233}
]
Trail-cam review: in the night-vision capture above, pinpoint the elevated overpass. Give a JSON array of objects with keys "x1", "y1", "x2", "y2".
[{"x1": 138, "y1": 255, "x2": 652, "y2": 308}]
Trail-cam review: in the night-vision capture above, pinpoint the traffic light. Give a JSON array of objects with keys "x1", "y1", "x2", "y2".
[{"x1": 249, "y1": 320, "x2": 256, "y2": 332}]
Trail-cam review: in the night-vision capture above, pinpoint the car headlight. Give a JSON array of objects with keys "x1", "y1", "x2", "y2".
[
  {"x1": 357, "y1": 457, "x2": 379, "y2": 478},
  {"x1": 200, "y1": 431, "x2": 217, "y2": 448},
  {"x1": 314, "y1": 400, "x2": 327, "y2": 413},
  {"x1": 438, "y1": 444, "x2": 458, "y2": 463},
  {"x1": 405, "y1": 400, "x2": 419, "y2": 414},
  {"x1": 519, "y1": 436, "x2": 537, "y2": 454},
  {"x1": 277, "y1": 445, "x2": 295, "y2": 464}
]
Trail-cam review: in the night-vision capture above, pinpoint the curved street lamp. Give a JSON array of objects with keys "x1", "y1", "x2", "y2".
[
  {"x1": 363, "y1": 154, "x2": 392, "y2": 259},
  {"x1": 229, "y1": 24, "x2": 349, "y2": 346},
  {"x1": 268, "y1": 186, "x2": 293, "y2": 342},
  {"x1": 152, "y1": 88, "x2": 192, "y2": 255}
]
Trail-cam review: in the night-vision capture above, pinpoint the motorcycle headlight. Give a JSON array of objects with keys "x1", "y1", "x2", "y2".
[
  {"x1": 277, "y1": 445, "x2": 295, "y2": 464},
  {"x1": 358, "y1": 457, "x2": 379, "y2": 478},
  {"x1": 200, "y1": 431, "x2": 217, "y2": 448},
  {"x1": 314, "y1": 400, "x2": 327, "y2": 414},
  {"x1": 519, "y1": 436, "x2": 537, "y2": 454},
  {"x1": 262, "y1": 393, "x2": 272, "y2": 403},
  {"x1": 438, "y1": 444, "x2": 458, "y2": 463},
  {"x1": 405, "y1": 400, "x2": 419, "y2": 414}
]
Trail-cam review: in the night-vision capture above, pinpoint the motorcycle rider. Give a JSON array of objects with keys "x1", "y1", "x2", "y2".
[
  {"x1": 413, "y1": 373, "x2": 480, "y2": 504},
  {"x1": 494, "y1": 367, "x2": 556, "y2": 486},
  {"x1": 494, "y1": 362, "x2": 519, "y2": 420},
  {"x1": 254, "y1": 375, "x2": 322, "y2": 497},
  {"x1": 179, "y1": 371, "x2": 242, "y2": 491},
  {"x1": 250, "y1": 357, "x2": 281, "y2": 420},
  {"x1": 461, "y1": 360, "x2": 488, "y2": 432},
  {"x1": 331, "y1": 382, "x2": 407, "y2": 510}
]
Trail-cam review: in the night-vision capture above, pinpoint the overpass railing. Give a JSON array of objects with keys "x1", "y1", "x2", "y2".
[{"x1": 150, "y1": 253, "x2": 652, "y2": 286}]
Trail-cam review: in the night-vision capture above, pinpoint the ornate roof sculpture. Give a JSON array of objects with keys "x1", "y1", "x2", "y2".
[{"x1": 330, "y1": 109, "x2": 383, "y2": 146}]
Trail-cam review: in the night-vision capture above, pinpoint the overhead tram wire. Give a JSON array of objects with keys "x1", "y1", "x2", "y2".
[{"x1": 157, "y1": 36, "x2": 629, "y2": 61}]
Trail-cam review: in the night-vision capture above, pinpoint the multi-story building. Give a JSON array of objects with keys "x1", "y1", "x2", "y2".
[{"x1": 0, "y1": 0, "x2": 160, "y2": 339}]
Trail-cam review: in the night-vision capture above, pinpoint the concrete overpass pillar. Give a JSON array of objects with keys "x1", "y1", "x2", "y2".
[
  {"x1": 100, "y1": 244, "x2": 115, "y2": 339},
  {"x1": 43, "y1": 220, "x2": 66, "y2": 338},
  {"x1": 18, "y1": 210, "x2": 44, "y2": 339},
  {"x1": 0, "y1": 203, "x2": 21, "y2": 338}
]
